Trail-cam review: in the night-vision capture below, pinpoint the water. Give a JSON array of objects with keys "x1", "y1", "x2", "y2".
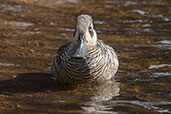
[{"x1": 0, "y1": 0, "x2": 171, "y2": 113}]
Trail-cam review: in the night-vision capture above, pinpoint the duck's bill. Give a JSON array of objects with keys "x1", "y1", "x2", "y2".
[{"x1": 73, "y1": 34, "x2": 87, "y2": 59}]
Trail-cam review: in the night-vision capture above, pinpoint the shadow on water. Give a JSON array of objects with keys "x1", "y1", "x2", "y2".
[
  {"x1": 0, "y1": 73, "x2": 77, "y2": 93},
  {"x1": 0, "y1": 74, "x2": 120, "y2": 113}
]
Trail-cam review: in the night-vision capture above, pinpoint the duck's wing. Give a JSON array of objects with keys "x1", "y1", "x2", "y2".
[{"x1": 57, "y1": 41, "x2": 71, "y2": 55}]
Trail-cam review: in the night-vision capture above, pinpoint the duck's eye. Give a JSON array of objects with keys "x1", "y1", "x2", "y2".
[
  {"x1": 89, "y1": 26, "x2": 94, "y2": 37},
  {"x1": 89, "y1": 26, "x2": 93, "y2": 32}
]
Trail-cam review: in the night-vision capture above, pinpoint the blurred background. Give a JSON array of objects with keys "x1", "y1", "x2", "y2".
[{"x1": 0, "y1": 0, "x2": 171, "y2": 114}]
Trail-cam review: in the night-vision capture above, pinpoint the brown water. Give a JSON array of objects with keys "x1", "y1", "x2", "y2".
[{"x1": 0, "y1": 0, "x2": 171, "y2": 113}]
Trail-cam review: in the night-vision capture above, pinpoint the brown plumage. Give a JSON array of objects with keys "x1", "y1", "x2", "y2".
[{"x1": 51, "y1": 15, "x2": 119, "y2": 83}]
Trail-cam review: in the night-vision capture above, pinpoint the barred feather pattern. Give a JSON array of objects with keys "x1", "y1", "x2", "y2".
[{"x1": 52, "y1": 40, "x2": 119, "y2": 83}]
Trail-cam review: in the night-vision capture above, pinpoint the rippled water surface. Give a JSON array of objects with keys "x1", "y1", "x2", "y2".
[{"x1": 0, "y1": 0, "x2": 171, "y2": 113}]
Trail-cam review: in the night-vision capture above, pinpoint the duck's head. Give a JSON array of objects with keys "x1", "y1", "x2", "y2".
[{"x1": 72, "y1": 14, "x2": 97, "y2": 58}]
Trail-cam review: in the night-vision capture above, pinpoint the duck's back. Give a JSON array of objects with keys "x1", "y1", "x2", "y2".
[{"x1": 51, "y1": 40, "x2": 119, "y2": 83}]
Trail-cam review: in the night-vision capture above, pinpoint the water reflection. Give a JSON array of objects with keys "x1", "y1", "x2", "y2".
[
  {"x1": 55, "y1": 0, "x2": 80, "y2": 4},
  {"x1": 130, "y1": 9, "x2": 171, "y2": 22},
  {"x1": 149, "y1": 64, "x2": 171, "y2": 69},
  {"x1": 151, "y1": 72, "x2": 171, "y2": 78},
  {"x1": 152, "y1": 40, "x2": 171, "y2": 50},
  {"x1": 0, "y1": 2, "x2": 34, "y2": 13},
  {"x1": 105, "y1": 100, "x2": 171, "y2": 113},
  {"x1": 0, "y1": 3, "x2": 22, "y2": 12},
  {"x1": 0, "y1": 62, "x2": 20, "y2": 68},
  {"x1": 105, "y1": 0, "x2": 168, "y2": 6},
  {"x1": 4, "y1": 21, "x2": 34, "y2": 29},
  {"x1": 80, "y1": 79, "x2": 120, "y2": 114}
]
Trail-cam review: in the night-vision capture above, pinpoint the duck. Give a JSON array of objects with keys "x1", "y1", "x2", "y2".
[{"x1": 51, "y1": 14, "x2": 119, "y2": 83}]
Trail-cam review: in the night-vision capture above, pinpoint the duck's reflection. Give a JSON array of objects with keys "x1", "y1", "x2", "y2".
[{"x1": 80, "y1": 79, "x2": 120, "y2": 114}]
